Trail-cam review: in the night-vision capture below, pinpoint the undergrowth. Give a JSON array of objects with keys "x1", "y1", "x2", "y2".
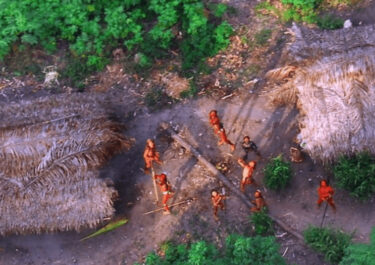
[
  {"x1": 304, "y1": 226, "x2": 352, "y2": 264},
  {"x1": 0, "y1": 0, "x2": 233, "y2": 86},
  {"x1": 340, "y1": 227, "x2": 375, "y2": 265},
  {"x1": 137, "y1": 234, "x2": 287, "y2": 265},
  {"x1": 250, "y1": 209, "x2": 273, "y2": 236},
  {"x1": 255, "y1": 0, "x2": 350, "y2": 29},
  {"x1": 333, "y1": 152, "x2": 375, "y2": 200}
]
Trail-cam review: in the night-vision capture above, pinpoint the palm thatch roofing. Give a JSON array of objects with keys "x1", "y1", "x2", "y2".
[
  {"x1": 266, "y1": 23, "x2": 375, "y2": 162},
  {"x1": 0, "y1": 93, "x2": 132, "y2": 235}
]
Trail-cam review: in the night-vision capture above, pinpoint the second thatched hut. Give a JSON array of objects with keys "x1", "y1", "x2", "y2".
[{"x1": 266, "y1": 23, "x2": 375, "y2": 162}]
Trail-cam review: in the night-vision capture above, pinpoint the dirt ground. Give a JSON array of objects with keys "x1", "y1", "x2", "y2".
[
  {"x1": 1, "y1": 1, "x2": 375, "y2": 265},
  {"x1": 1, "y1": 86, "x2": 374, "y2": 265}
]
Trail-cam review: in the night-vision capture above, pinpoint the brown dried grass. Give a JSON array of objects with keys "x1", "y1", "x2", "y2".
[
  {"x1": 266, "y1": 24, "x2": 375, "y2": 162},
  {"x1": 0, "y1": 93, "x2": 132, "y2": 235}
]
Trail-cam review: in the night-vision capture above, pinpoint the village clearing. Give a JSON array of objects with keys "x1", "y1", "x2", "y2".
[{"x1": 1, "y1": 0, "x2": 375, "y2": 265}]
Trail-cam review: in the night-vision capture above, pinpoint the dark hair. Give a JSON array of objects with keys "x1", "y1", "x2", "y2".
[{"x1": 243, "y1": 136, "x2": 250, "y2": 140}]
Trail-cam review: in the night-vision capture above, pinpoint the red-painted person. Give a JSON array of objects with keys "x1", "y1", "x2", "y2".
[
  {"x1": 154, "y1": 173, "x2": 173, "y2": 215},
  {"x1": 213, "y1": 124, "x2": 235, "y2": 152},
  {"x1": 211, "y1": 189, "x2": 226, "y2": 221},
  {"x1": 237, "y1": 158, "x2": 256, "y2": 192},
  {"x1": 317, "y1": 180, "x2": 336, "y2": 212},
  {"x1": 251, "y1": 190, "x2": 266, "y2": 212},
  {"x1": 143, "y1": 139, "x2": 162, "y2": 173},
  {"x1": 209, "y1": 110, "x2": 221, "y2": 134}
]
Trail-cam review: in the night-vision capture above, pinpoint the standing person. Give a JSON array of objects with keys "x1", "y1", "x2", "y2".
[
  {"x1": 237, "y1": 158, "x2": 256, "y2": 192},
  {"x1": 143, "y1": 139, "x2": 162, "y2": 173},
  {"x1": 154, "y1": 173, "x2": 173, "y2": 215},
  {"x1": 213, "y1": 124, "x2": 235, "y2": 152},
  {"x1": 317, "y1": 180, "x2": 336, "y2": 212},
  {"x1": 241, "y1": 136, "x2": 260, "y2": 160},
  {"x1": 211, "y1": 189, "x2": 226, "y2": 221},
  {"x1": 209, "y1": 110, "x2": 221, "y2": 135},
  {"x1": 251, "y1": 190, "x2": 266, "y2": 212}
]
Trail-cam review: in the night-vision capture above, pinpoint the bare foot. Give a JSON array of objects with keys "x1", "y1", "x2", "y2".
[{"x1": 163, "y1": 210, "x2": 171, "y2": 215}]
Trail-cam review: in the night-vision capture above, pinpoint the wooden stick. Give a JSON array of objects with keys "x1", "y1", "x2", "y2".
[
  {"x1": 320, "y1": 201, "x2": 328, "y2": 228},
  {"x1": 151, "y1": 167, "x2": 159, "y2": 202},
  {"x1": 160, "y1": 122, "x2": 304, "y2": 242},
  {"x1": 143, "y1": 198, "x2": 195, "y2": 215}
]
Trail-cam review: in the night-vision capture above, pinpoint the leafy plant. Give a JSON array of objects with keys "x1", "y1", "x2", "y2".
[
  {"x1": 250, "y1": 209, "x2": 273, "y2": 236},
  {"x1": 333, "y1": 152, "x2": 375, "y2": 200},
  {"x1": 340, "y1": 227, "x2": 375, "y2": 265},
  {"x1": 0, "y1": 0, "x2": 233, "y2": 86},
  {"x1": 264, "y1": 155, "x2": 292, "y2": 190},
  {"x1": 304, "y1": 226, "x2": 352, "y2": 264},
  {"x1": 317, "y1": 14, "x2": 344, "y2": 29},
  {"x1": 254, "y1": 29, "x2": 272, "y2": 46},
  {"x1": 255, "y1": 0, "x2": 349, "y2": 29},
  {"x1": 138, "y1": 234, "x2": 287, "y2": 265}
]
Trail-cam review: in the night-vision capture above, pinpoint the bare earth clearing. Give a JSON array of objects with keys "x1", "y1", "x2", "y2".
[{"x1": 1, "y1": 1, "x2": 375, "y2": 265}]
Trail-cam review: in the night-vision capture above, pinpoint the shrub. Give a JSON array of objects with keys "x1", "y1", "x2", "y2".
[
  {"x1": 256, "y1": 0, "x2": 348, "y2": 29},
  {"x1": 333, "y1": 152, "x2": 375, "y2": 200},
  {"x1": 264, "y1": 155, "x2": 292, "y2": 190},
  {"x1": 304, "y1": 226, "x2": 351, "y2": 264},
  {"x1": 250, "y1": 209, "x2": 273, "y2": 236},
  {"x1": 340, "y1": 227, "x2": 375, "y2": 265},
  {"x1": 317, "y1": 14, "x2": 344, "y2": 29},
  {"x1": 255, "y1": 29, "x2": 272, "y2": 46},
  {"x1": 0, "y1": 0, "x2": 233, "y2": 84},
  {"x1": 138, "y1": 234, "x2": 287, "y2": 265}
]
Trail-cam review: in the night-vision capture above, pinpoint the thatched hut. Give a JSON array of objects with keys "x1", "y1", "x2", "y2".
[
  {"x1": 0, "y1": 93, "x2": 132, "y2": 235},
  {"x1": 266, "y1": 23, "x2": 375, "y2": 162}
]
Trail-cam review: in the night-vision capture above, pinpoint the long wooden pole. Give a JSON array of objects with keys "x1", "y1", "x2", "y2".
[
  {"x1": 143, "y1": 198, "x2": 195, "y2": 215},
  {"x1": 160, "y1": 122, "x2": 304, "y2": 242},
  {"x1": 151, "y1": 166, "x2": 159, "y2": 202}
]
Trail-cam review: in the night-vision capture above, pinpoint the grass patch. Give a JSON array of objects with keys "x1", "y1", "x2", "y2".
[
  {"x1": 304, "y1": 226, "x2": 351, "y2": 264},
  {"x1": 333, "y1": 152, "x2": 375, "y2": 200}
]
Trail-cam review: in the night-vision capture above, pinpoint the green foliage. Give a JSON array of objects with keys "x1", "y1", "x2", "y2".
[
  {"x1": 304, "y1": 226, "x2": 351, "y2": 264},
  {"x1": 256, "y1": 0, "x2": 348, "y2": 29},
  {"x1": 208, "y1": 3, "x2": 228, "y2": 18},
  {"x1": 180, "y1": 5, "x2": 233, "y2": 70},
  {"x1": 340, "y1": 227, "x2": 375, "y2": 265},
  {"x1": 250, "y1": 209, "x2": 273, "y2": 236},
  {"x1": 140, "y1": 234, "x2": 287, "y2": 265},
  {"x1": 254, "y1": 29, "x2": 272, "y2": 46},
  {"x1": 135, "y1": 52, "x2": 152, "y2": 69},
  {"x1": 281, "y1": 0, "x2": 321, "y2": 23},
  {"x1": 317, "y1": 14, "x2": 344, "y2": 29},
  {"x1": 333, "y1": 152, "x2": 375, "y2": 200},
  {"x1": 0, "y1": 0, "x2": 233, "y2": 87},
  {"x1": 264, "y1": 155, "x2": 292, "y2": 190}
]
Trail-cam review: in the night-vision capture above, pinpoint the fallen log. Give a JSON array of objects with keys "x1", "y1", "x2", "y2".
[{"x1": 160, "y1": 122, "x2": 304, "y2": 242}]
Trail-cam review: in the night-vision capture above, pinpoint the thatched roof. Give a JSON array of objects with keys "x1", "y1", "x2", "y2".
[
  {"x1": 266, "y1": 24, "x2": 375, "y2": 162},
  {"x1": 0, "y1": 93, "x2": 132, "y2": 235}
]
